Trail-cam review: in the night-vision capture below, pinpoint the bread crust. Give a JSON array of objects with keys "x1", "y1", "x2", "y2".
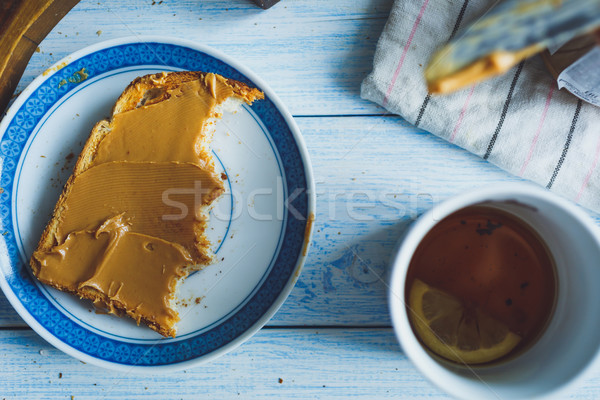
[{"x1": 30, "y1": 71, "x2": 264, "y2": 337}]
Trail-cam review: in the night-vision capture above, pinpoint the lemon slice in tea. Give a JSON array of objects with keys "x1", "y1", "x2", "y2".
[{"x1": 408, "y1": 279, "x2": 521, "y2": 365}]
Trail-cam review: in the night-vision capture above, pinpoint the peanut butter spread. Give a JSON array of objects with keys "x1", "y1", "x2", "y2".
[
  {"x1": 92, "y1": 76, "x2": 234, "y2": 166},
  {"x1": 426, "y1": 44, "x2": 543, "y2": 94},
  {"x1": 31, "y1": 72, "x2": 245, "y2": 336},
  {"x1": 34, "y1": 214, "x2": 191, "y2": 327},
  {"x1": 54, "y1": 161, "x2": 222, "y2": 263}
]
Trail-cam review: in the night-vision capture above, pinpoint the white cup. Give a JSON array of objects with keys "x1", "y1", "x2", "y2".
[{"x1": 389, "y1": 183, "x2": 600, "y2": 399}]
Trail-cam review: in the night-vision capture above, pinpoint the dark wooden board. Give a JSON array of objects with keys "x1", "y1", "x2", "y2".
[{"x1": 0, "y1": 0, "x2": 80, "y2": 117}]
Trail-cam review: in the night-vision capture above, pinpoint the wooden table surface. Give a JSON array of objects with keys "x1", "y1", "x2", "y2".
[{"x1": 1, "y1": 1, "x2": 600, "y2": 398}]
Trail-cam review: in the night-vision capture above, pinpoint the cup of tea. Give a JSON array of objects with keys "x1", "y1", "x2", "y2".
[{"x1": 389, "y1": 183, "x2": 600, "y2": 399}]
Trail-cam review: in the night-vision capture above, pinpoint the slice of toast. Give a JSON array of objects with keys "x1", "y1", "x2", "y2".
[{"x1": 30, "y1": 71, "x2": 264, "y2": 337}]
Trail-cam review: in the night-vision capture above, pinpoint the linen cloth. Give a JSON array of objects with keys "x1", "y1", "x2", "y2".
[{"x1": 361, "y1": 0, "x2": 600, "y2": 212}]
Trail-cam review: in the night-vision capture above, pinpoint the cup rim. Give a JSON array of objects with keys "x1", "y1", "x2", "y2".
[{"x1": 389, "y1": 182, "x2": 600, "y2": 399}]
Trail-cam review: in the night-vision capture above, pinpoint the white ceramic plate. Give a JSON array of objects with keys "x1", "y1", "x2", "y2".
[{"x1": 0, "y1": 37, "x2": 315, "y2": 371}]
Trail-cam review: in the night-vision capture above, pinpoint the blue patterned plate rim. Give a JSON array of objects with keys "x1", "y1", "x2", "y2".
[{"x1": 0, "y1": 36, "x2": 315, "y2": 372}]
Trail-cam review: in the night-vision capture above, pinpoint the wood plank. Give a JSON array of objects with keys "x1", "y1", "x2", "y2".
[
  {"x1": 0, "y1": 328, "x2": 446, "y2": 398},
  {"x1": 4, "y1": 116, "x2": 595, "y2": 328},
  {"x1": 3, "y1": 2, "x2": 599, "y2": 397},
  {"x1": 272, "y1": 115, "x2": 597, "y2": 325},
  {"x1": 0, "y1": 0, "x2": 40, "y2": 116},
  {"x1": 10, "y1": 0, "x2": 393, "y2": 117},
  {"x1": 0, "y1": 328, "x2": 598, "y2": 398},
  {"x1": 0, "y1": 0, "x2": 80, "y2": 116}
]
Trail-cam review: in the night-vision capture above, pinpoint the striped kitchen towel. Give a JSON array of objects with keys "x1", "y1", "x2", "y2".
[{"x1": 361, "y1": 0, "x2": 600, "y2": 212}]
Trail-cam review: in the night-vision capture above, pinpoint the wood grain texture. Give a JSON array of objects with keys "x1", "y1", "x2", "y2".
[
  {"x1": 0, "y1": 115, "x2": 520, "y2": 327},
  {"x1": 0, "y1": 0, "x2": 79, "y2": 116},
  {"x1": 3, "y1": 1, "x2": 600, "y2": 397},
  {"x1": 2, "y1": 329, "x2": 600, "y2": 399},
  {"x1": 4, "y1": 116, "x2": 597, "y2": 328},
  {"x1": 0, "y1": 328, "x2": 446, "y2": 399},
  {"x1": 8, "y1": 0, "x2": 392, "y2": 117}
]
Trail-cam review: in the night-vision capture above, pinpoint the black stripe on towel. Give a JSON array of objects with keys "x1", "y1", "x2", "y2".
[
  {"x1": 546, "y1": 99, "x2": 583, "y2": 189},
  {"x1": 414, "y1": 95, "x2": 430, "y2": 127},
  {"x1": 415, "y1": 0, "x2": 470, "y2": 127},
  {"x1": 482, "y1": 61, "x2": 524, "y2": 160}
]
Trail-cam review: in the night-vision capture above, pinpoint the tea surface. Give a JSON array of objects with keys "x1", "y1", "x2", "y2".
[{"x1": 406, "y1": 206, "x2": 556, "y2": 364}]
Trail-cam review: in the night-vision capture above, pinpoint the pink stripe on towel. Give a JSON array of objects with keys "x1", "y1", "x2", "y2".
[
  {"x1": 519, "y1": 85, "x2": 555, "y2": 176},
  {"x1": 449, "y1": 84, "x2": 476, "y2": 143},
  {"x1": 382, "y1": 0, "x2": 430, "y2": 107}
]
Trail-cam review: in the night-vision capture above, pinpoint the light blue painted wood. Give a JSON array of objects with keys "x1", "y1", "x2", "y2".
[
  {"x1": 0, "y1": 115, "x2": 533, "y2": 328},
  {"x1": 5, "y1": 115, "x2": 597, "y2": 328},
  {"x1": 0, "y1": 329, "x2": 447, "y2": 399},
  {"x1": 3, "y1": 1, "x2": 600, "y2": 397},
  {"x1": 10, "y1": 0, "x2": 393, "y2": 117},
  {"x1": 1, "y1": 329, "x2": 600, "y2": 399}
]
